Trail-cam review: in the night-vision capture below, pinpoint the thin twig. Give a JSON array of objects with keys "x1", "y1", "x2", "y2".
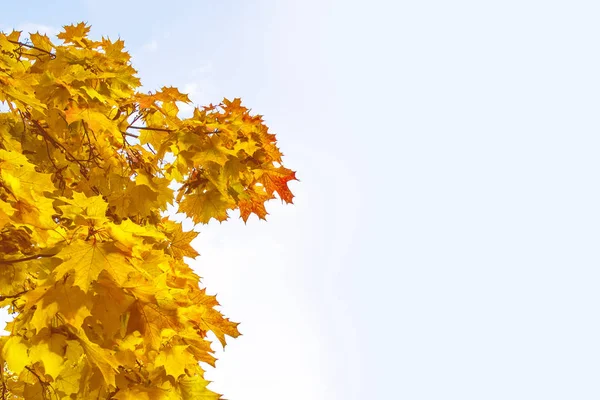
[
  {"x1": 0, "y1": 253, "x2": 57, "y2": 265},
  {"x1": 24, "y1": 366, "x2": 50, "y2": 399},
  {"x1": 127, "y1": 125, "x2": 174, "y2": 132},
  {"x1": 8, "y1": 40, "x2": 55, "y2": 59},
  {"x1": 0, "y1": 290, "x2": 28, "y2": 301},
  {"x1": 31, "y1": 120, "x2": 90, "y2": 177}
]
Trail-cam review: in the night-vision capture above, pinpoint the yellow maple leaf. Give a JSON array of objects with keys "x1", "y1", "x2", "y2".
[
  {"x1": 127, "y1": 299, "x2": 183, "y2": 350},
  {"x1": 25, "y1": 281, "x2": 92, "y2": 332},
  {"x1": 57, "y1": 22, "x2": 91, "y2": 44},
  {"x1": 90, "y1": 277, "x2": 135, "y2": 339},
  {"x1": 53, "y1": 240, "x2": 136, "y2": 292},
  {"x1": 29, "y1": 32, "x2": 54, "y2": 53},
  {"x1": 179, "y1": 375, "x2": 221, "y2": 400},
  {"x1": 76, "y1": 331, "x2": 119, "y2": 387},
  {"x1": 163, "y1": 221, "x2": 200, "y2": 259},
  {"x1": 28, "y1": 330, "x2": 67, "y2": 379},
  {"x1": 155, "y1": 345, "x2": 197, "y2": 379},
  {"x1": 1, "y1": 336, "x2": 29, "y2": 375},
  {"x1": 178, "y1": 188, "x2": 235, "y2": 224},
  {"x1": 181, "y1": 291, "x2": 241, "y2": 347},
  {"x1": 53, "y1": 355, "x2": 85, "y2": 397},
  {"x1": 58, "y1": 192, "x2": 108, "y2": 221}
]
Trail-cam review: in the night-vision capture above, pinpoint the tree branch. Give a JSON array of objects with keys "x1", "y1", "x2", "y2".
[
  {"x1": 31, "y1": 119, "x2": 91, "y2": 177},
  {"x1": 0, "y1": 290, "x2": 28, "y2": 301},
  {"x1": 127, "y1": 125, "x2": 174, "y2": 132},
  {"x1": 8, "y1": 40, "x2": 56, "y2": 59},
  {"x1": 0, "y1": 253, "x2": 57, "y2": 265}
]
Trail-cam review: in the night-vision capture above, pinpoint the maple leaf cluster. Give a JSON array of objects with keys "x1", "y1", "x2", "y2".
[{"x1": 0, "y1": 22, "x2": 296, "y2": 399}]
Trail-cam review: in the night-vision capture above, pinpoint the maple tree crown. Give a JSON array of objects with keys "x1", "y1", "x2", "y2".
[{"x1": 0, "y1": 22, "x2": 295, "y2": 399}]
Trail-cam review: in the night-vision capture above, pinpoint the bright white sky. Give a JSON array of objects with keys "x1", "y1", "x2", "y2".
[{"x1": 3, "y1": 1, "x2": 600, "y2": 399}]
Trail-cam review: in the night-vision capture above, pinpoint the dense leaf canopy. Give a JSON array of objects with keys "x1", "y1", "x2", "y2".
[{"x1": 0, "y1": 22, "x2": 295, "y2": 399}]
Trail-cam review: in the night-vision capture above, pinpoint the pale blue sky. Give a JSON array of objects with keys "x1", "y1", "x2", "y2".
[{"x1": 2, "y1": 1, "x2": 600, "y2": 399}]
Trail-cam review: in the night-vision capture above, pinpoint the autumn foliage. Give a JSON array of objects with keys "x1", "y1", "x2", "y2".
[{"x1": 0, "y1": 23, "x2": 296, "y2": 399}]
